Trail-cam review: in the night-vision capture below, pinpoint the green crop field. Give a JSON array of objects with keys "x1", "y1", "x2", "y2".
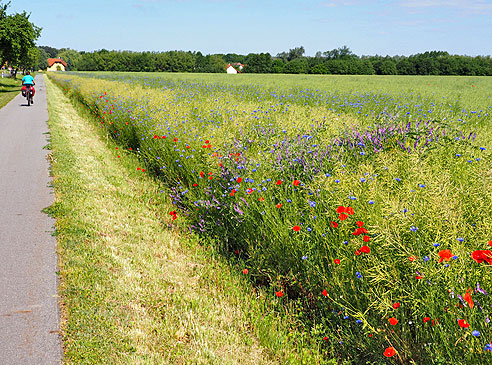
[{"x1": 48, "y1": 71, "x2": 492, "y2": 364}]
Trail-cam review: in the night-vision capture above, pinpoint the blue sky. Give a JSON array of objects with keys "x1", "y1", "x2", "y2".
[{"x1": 9, "y1": 0, "x2": 492, "y2": 56}]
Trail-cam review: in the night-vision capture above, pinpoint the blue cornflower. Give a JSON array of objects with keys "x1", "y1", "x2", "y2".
[
  {"x1": 360, "y1": 178, "x2": 366, "y2": 182},
  {"x1": 343, "y1": 240, "x2": 348, "y2": 245},
  {"x1": 356, "y1": 271, "x2": 362, "y2": 279},
  {"x1": 302, "y1": 256, "x2": 308, "y2": 260},
  {"x1": 480, "y1": 147, "x2": 486, "y2": 151},
  {"x1": 457, "y1": 237, "x2": 464, "y2": 242},
  {"x1": 395, "y1": 177, "x2": 401, "y2": 182},
  {"x1": 419, "y1": 184, "x2": 426, "y2": 188},
  {"x1": 368, "y1": 200, "x2": 375, "y2": 204},
  {"x1": 485, "y1": 343, "x2": 492, "y2": 352},
  {"x1": 423, "y1": 256, "x2": 430, "y2": 262},
  {"x1": 309, "y1": 200, "x2": 316, "y2": 207},
  {"x1": 433, "y1": 243, "x2": 440, "y2": 247},
  {"x1": 356, "y1": 320, "x2": 362, "y2": 324},
  {"x1": 472, "y1": 330, "x2": 480, "y2": 337},
  {"x1": 410, "y1": 226, "x2": 418, "y2": 232},
  {"x1": 344, "y1": 316, "x2": 349, "y2": 319},
  {"x1": 335, "y1": 179, "x2": 340, "y2": 183},
  {"x1": 453, "y1": 255, "x2": 458, "y2": 260},
  {"x1": 307, "y1": 227, "x2": 312, "y2": 232},
  {"x1": 456, "y1": 154, "x2": 461, "y2": 157}
]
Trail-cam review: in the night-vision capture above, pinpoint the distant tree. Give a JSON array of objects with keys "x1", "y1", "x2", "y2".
[
  {"x1": 283, "y1": 58, "x2": 308, "y2": 74},
  {"x1": 38, "y1": 45, "x2": 59, "y2": 58},
  {"x1": 396, "y1": 58, "x2": 416, "y2": 75},
  {"x1": 57, "y1": 49, "x2": 81, "y2": 70},
  {"x1": 36, "y1": 47, "x2": 49, "y2": 70},
  {"x1": 277, "y1": 46, "x2": 305, "y2": 62},
  {"x1": 271, "y1": 59, "x2": 285, "y2": 73},
  {"x1": 207, "y1": 54, "x2": 227, "y2": 73},
  {"x1": 0, "y1": 2, "x2": 41, "y2": 74},
  {"x1": 310, "y1": 62, "x2": 330, "y2": 74},
  {"x1": 243, "y1": 53, "x2": 272, "y2": 73}
]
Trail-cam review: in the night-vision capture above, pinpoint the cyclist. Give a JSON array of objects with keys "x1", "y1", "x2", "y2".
[{"x1": 21, "y1": 71, "x2": 36, "y2": 102}]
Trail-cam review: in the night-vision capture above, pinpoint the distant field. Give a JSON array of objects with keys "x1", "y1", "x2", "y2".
[
  {"x1": 91, "y1": 71, "x2": 492, "y2": 111},
  {"x1": 49, "y1": 71, "x2": 492, "y2": 363}
]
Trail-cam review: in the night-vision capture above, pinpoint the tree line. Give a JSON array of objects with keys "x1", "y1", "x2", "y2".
[
  {"x1": 37, "y1": 45, "x2": 492, "y2": 76},
  {"x1": 2, "y1": 2, "x2": 491, "y2": 77}
]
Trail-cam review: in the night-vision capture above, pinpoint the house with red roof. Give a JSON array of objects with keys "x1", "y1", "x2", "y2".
[
  {"x1": 47, "y1": 58, "x2": 67, "y2": 71},
  {"x1": 226, "y1": 63, "x2": 244, "y2": 74}
]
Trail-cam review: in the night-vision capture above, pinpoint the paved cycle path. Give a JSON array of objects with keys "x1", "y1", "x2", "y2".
[{"x1": 0, "y1": 75, "x2": 61, "y2": 364}]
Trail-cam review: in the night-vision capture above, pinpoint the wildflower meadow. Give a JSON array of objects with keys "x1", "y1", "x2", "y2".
[{"x1": 48, "y1": 72, "x2": 492, "y2": 363}]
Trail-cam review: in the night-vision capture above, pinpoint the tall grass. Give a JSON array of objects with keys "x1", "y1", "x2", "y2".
[{"x1": 49, "y1": 71, "x2": 492, "y2": 363}]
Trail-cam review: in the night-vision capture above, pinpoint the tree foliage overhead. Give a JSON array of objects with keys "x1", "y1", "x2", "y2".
[{"x1": 0, "y1": 2, "x2": 41, "y2": 70}]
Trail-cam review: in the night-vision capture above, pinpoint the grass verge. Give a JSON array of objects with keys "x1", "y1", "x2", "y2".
[
  {"x1": 45, "y1": 77, "x2": 325, "y2": 363},
  {"x1": 0, "y1": 74, "x2": 22, "y2": 108}
]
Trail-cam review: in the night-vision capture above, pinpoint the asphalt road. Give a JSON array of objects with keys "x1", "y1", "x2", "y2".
[{"x1": 0, "y1": 75, "x2": 61, "y2": 364}]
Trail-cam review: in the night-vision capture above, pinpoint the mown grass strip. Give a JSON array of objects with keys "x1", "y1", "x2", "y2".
[{"x1": 45, "y1": 77, "x2": 325, "y2": 364}]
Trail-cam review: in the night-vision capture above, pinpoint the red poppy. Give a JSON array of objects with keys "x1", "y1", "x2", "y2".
[
  {"x1": 200, "y1": 171, "x2": 205, "y2": 178},
  {"x1": 488, "y1": 240, "x2": 492, "y2": 247},
  {"x1": 346, "y1": 207, "x2": 354, "y2": 215},
  {"x1": 242, "y1": 268, "x2": 249, "y2": 275},
  {"x1": 423, "y1": 317, "x2": 430, "y2": 323},
  {"x1": 247, "y1": 188, "x2": 253, "y2": 194},
  {"x1": 193, "y1": 183, "x2": 198, "y2": 187},
  {"x1": 438, "y1": 249, "x2": 453, "y2": 263},
  {"x1": 383, "y1": 347, "x2": 396, "y2": 357},
  {"x1": 258, "y1": 197, "x2": 264, "y2": 202},
  {"x1": 339, "y1": 213, "x2": 348, "y2": 221},
  {"x1": 336, "y1": 206, "x2": 345, "y2": 214},
  {"x1": 205, "y1": 140, "x2": 209, "y2": 143},
  {"x1": 463, "y1": 290, "x2": 474, "y2": 309},
  {"x1": 471, "y1": 250, "x2": 492, "y2": 264},
  {"x1": 356, "y1": 221, "x2": 364, "y2": 227},
  {"x1": 237, "y1": 177, "x2": 242, "y2": 183},
  {"x1": 322, "y1": 289, "x2": 328, "y2": 297},
  {"x1": 415, "y1": 275, "x2": 423, "y2": 280},
  {"x1": 355, "y1": 249, "x2": 362, "y2": 256},
  {"x1": 293, "y1": 225, "x2": 301, "y2": 232},
  {"x1": 388, "y1": 318, "x2": 398, "y2": 325},
  {"x1": 333, "y1": 259, "x2": 341, "y2": 264},
  {"x1": 431, "y1": 319, "x2": 438, "y2": 326},
  {"x1": 360, "y1": 245, "x2": 370, "y2": 254},
  {"x1": 230, "y1": 189, "x2": 236, "y2": 197},
  {"x1": 331, "y1": 221, "x2": 338, "y2": 228},
  {"x1": 276, "y1": 203, "x2": 282, "y2": 209},
  {"x1": 458, "y1": 319, "x2": 469, "y2": 328},
  {"x1": 323, "y1": 336, "x2": 328, "y2": 342},
  {"x1": 276, "y1": 180, "x2": 282, "y2": 185},
  {"x1": 363, "y1": 235, "x2": 370, "y2": 242},
  {"x1": 173, "y1": 138, "x2": 178, "y2": 142},
  {"x1": 275, "y1": 291, "x2": 284, "y2": 297},
  {"x1": 293, "y1": 180, "x2": 300, "y2": 186},
  {"x1": 409, "y1": 256, "x2": 417, "y2": 262},
  {"x1": 393, "y1": 302, "x2": 400, "y2": 309}
]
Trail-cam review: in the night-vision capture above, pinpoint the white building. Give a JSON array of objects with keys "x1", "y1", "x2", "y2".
[{"x1": 226, "y1": 63, "x2": 244, "y2": 74}]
